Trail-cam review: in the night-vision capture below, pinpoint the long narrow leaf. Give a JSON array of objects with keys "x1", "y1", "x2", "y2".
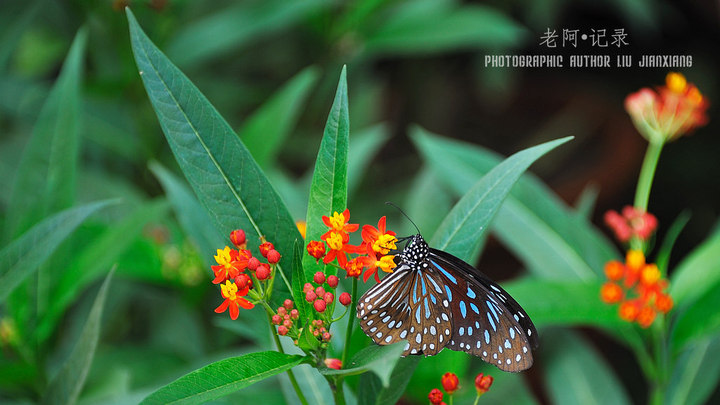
[
  {"x1": 318, "y1": 341, "x2": 405, "y2": 386},
  {"x1": 670, "y1": 225, "x2": 720, "y2": 305},
  {"x1": 302, "y1": 67, "x2": 350, "y2": 279},
  {"x1": 4, "y1": 28, "x2": 86, "y2": 240},
  {"x1": 140, "y1": 351, "x2": 307, "y2": 405},
  {"x1": 665, "y1": 335, "x2": 720, "y2": 405},
  {"x1": 428, "y1": 136, "x2": 572, "y2": 260},
  {"x1": 42, "y1": 269, "x2": 114, "y2": 405},
  {"x1": 0, "y1": 200, "x2": 112, "y2": 302},
  {"x1": 127, "y1": 10, "x2": 301, "y2": 283}
]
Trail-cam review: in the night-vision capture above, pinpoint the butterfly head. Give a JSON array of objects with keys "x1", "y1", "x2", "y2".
[{"x1": 396, "y1": 234, "x2": 430, "y2": 269}]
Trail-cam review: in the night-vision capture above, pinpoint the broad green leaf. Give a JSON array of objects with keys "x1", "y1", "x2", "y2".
[
  {"x1": 656, "y1": 211, "x2": 690, "y2": 274},
  {"x1": 302, "y1": 67, "x2": 350, "y2": 279},
  {"x1": 0, "y1": 200, "x2": 112, "y2": 302},
  {"x1": 290, "y1": 240, "x2": 310, "y2": 326},
  {"x1": 574, "y1": 183, "x2": 599, "y2": 219},
  {"x1": 4, "y1": 28, "x2": 86, "y2": 240},
  {"x1": 671, "y1": 281, "x2": 720, "y2": 351},
  {"x1": 413, "y1": 127, "x2": 616, "y2": 279},
  {"x1": 544, "y1": 329, "x2": 632, "y2": 405},
  {"x1": 503, "y1": 278, "x2": 626, "y2": 330},
  {"x1": 127, "y1": 10, "x2": 301, "y2": 287},
  {"x1": 363, "y1": 2, "x2": 526, "y2": 56},
  {"x1": 240, "y1": 67, "x2": 319, "y2": 168},
  {"x1": 140, "y1": 351, "x2": 308, "y2": 405},
  {"x1": 357, "y1": 356, "x2": 420, "y2": 405},
  {"x1": 37, "y1": 199, "x2": 169, "y2": 341},
  {"x1": 665, "y1": 335, "x2": 720, "y2": 405},
  {"x1": 42, "y1": 269, "x2": 114, "y2": 405},
  {"x1": 427, "y1": 135, "x2": 572, "y2": 260},
  {"x1": 166, "y1": 0, "x2": 331, "y2": 68},
  {"x1": 149, "y1": 161, "x2": 225, "y2": 265},
  {"x1": 318, "y1": 341, "x2": 405, "y2": 386},
  {"x1": 670, "y1": 225, "x2": 720, "y2": 305}
]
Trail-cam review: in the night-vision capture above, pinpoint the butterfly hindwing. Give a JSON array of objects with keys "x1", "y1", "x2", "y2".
[{"x1": 429, "y1": 248, "x2": 537, "y2": 372}]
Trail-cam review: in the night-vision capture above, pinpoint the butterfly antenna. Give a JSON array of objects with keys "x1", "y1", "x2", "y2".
[{"x1": 385, "y1": 201, "x2": 421, "y2": 235}]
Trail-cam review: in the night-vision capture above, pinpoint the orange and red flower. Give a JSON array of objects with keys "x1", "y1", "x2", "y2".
[
  {"x1": 625, "y1": 72, "x2": 709, "y2": 144},
  {"x1": 601, "y1": 250, "x2": 673, "y2": 328},
  {"x1": 215, "y1": 280, "x2": 254, "y2": 320},
  {"x1": 604, "y1": 206, "x2": 658, "y2": 243},
  {"x1": 211, "y1": 246, "x2": 251, "y2": 284}
]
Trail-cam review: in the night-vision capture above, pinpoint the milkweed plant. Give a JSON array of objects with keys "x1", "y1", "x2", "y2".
[{"x1": 2, "y1": 7, "x2": 718, "y2": 405}]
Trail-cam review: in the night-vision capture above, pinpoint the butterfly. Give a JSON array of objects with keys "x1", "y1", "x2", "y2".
[{"x1": 357, "y1": 233, "x2": 539, "y2": 372}]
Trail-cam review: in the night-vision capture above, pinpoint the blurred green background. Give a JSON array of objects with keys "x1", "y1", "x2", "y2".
[{"x1": 1, "y1": 0, "x2": 718, "y2": 404}]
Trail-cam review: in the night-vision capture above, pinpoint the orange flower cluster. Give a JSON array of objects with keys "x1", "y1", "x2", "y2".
[
  {"x1": 211, "y1": 229, "x2": 282, "y2": 320},
  {"x1": 307, "y1": 209, "x2": 398, "y2": 283},
  {"x1": 625, "y1": 72, "x2": 709, "y2": 143},
  {"x1": 601, "y1": 250, "x2": 673, "y2": 328},
  {"x1": 604, "y1": 206, "x2": 658, "y2": 243},
  {"x1": 428, "y1": 371, "x2": 493, "y2": 405}
]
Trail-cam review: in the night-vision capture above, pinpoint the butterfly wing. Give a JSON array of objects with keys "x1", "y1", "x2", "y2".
[
  {"x1": 428, "y1": 248, "x2": 538, "y2": 372},
  {"x1": 357, "y1": 264, "x2": 452, "y2": 356}
]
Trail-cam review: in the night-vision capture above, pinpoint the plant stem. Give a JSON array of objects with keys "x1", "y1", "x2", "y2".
[
  {"x1": 268, "y1": 313, "x2": 309, "y2": 405},
  {"x1": 633, "y1": 141, "x2": 664, "y2": 213},
  {"x1": 341, "y1": 277, "x2": 358, "y2": 367}
]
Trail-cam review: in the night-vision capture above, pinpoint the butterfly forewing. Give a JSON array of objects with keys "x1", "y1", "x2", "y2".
[{"x1": 429, "y1": 249, "x2": 538, "y2": 372}]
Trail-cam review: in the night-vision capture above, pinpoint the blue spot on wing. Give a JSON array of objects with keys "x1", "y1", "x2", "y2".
[
  {"x1": 431, "y1": 259, "x2": 457, "y2": 284},
  {"x1": 466, "y1": 286, "x2": 476, "y2": 299},
  {"x1": 424, "y1": 297, "x2": 430, "y2": 319},
  {"x1": 444, "y1": 285, "x2": 452, "y2": 302},
  {"x1": 470, "y1": 303, "x2": 480, "y2": 314},
  {"x1": 459, "y1": 301, "x2": 467, "y2": 318}
]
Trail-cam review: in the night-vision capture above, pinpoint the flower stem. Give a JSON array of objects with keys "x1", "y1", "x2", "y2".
[
  {"x1": 632, "y1": 141, "x2": 664, "y2": 251},
  {"x1": 268, "y1": 313, "x2": 309, "y2": 405},
  {"x1": 340, "y1": 277, "x2": 358, "y2": 367}
]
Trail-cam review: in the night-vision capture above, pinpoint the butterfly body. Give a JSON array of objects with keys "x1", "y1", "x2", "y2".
[{"x1": 357, "y1": 234, "x2": 538, "y2": 372}]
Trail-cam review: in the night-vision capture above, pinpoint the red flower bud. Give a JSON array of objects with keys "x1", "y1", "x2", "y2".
[
  {"x1": 307, "y1": 241, "x2": 326, "y2": 261},
  {"x1": 324, "y1": 358, "x2": 342, "y2": 370},
  {"x1": 327, "y1": 275, "x2": 339, "y2": 288},
  {"x1": 234, "y1": 274, "x2": 251, "y2": 290},
  {"x1": 290, "y1": 309, "x2": 299, "y2": 319},
  {"x1": 271, "y1": 314, "x2": 281, "y2": 325},
  {"x1": 315, "y1": 286, "x2": 326, "y2": 297},
  {"x1": 305, "y1": 291, "x2": 317, "y2": 302},
  {"x1": 428, "y1": 388, "x2": 443, "y2": 405},
  {"x1": 322, "y1": 332, "x2": 331, "y2": 341},
  {"x1": 314, "y1": 299, "x2": 327, "y2": 313},
  {"x1": 229, "y1": 229, "x2": 246, "y2": 247},
  {"x1": 259, "y1": 242, "x2": 274, "y2": 258},
  {"x1": 441, "y1": 372, "x2": 459, "y2": 395},
  {"x1": 247, "y1": 257, "x2": 260, "y2": 271},
  {"x1": 283, "y1": 319, "x2": 293, "y2": 328},
  {"x1": 314, "y1": 271, "x2": 326, "y2": 285},
  {"x1": 474, "y1": 373, "x2": 493, "y2": 396},
  {"x1": 303, "y1": 282, "x2": 314, "y2": 293},
  {"x1": 278, "y1": 326, "x2": 288, "y2": 336},
  {"x1": 283, "y1": 299, "x2": 293, "y2": 310},
  {"x1": 277, "y1": 307, "x2": 287, "y2": 316},
  {"x1": 323, "y1": 292, "x2": 334, "y2": 304},
  {"x1": 267, "y1": 249, "x2": 281, "y2": 264},
  {"x1": 339, "y1": 292, "x2": 351, "y2": 306},
  {"x1": 256, "y1": 264, "x2": 270, "y2": 280}
]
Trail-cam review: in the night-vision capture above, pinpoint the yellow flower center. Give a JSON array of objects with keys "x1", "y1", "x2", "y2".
[
  {"x1": 328, "y1": 212, "x2": 346, "y2": 232},
  {"x1": 221, "y1": 280, "x2": 238, "y2": 300},
  {"x1": 326, "y1": 232, "x2": 344, "y2": 251},
  {"x1": 373, "y1": 234, "x2": 397, "y2": 255},
  {"x1": 666, "y1": 72, "x2": 687, "y2": 93},
  {"x1": 376, "y1": 255, "x2": 396, "y2": 273},
  {"x1": 641, "y1": 264, "x2": 661, "y2": 285},
  {"x1": 214, "y1": 246, "x2": 234, "y2": 269},
  {"x1": 626, "y1": 250, "x2": 645, "y2": 270}
]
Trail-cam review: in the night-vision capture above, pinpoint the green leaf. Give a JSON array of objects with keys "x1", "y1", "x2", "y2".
[
  {"x1": 665, "y1": 335, "x2": 720, "y2": 405},
  {"x1": 670, "y1": 225, "x2": 720, "y2": 305},
  {"x1": 240, "y1": 67, "x2": 320, "y2": 168},
  {"x1": 297, "y1": 324, "x2": 321, "y2": 353},
  {"x1": 357, "y1": 356, "x2": 420, "y2": 405},
  {"x1": 543, "y1": 329, "x2": 632, "y2": 405},
  {"x1": 412, "y1": 127, "x2": 616, "y2": 280},
  {"x1": 291, "y1": 240, "x2": 310, "y2": 324},
  {"x1": 671, "y1": 281, "x2": 720, "y2": 351},
  {"x1": 348, "y1": 124, "x2": 389, "y2": 196},
  {"x1": 302, "y1": 67, "x2": 350, "y2": 279},
  {"x1": 4, "y1": 28, "x2": 86, "y2": 240},
  {"x1": 403, "y1": 167, "x2": 453, "y2": 238},
  {"x1": 165, "y1": 0, "x2": 331, "y2": 68},
  {"x1": 574, "y1": 183, "x2": 599, "y2": 219},
  {"x1": 656, "y1": 211, "x2": 690, "y2": 274},
  {"x1": 127, "y1": 10, "x2": 301, "y2": 285},
  {"x1": 42, "y1": 268, "x2": 114, "y2": 405},
  {"x1": 318, "y1": 341, "x2": 405, "y2": 386},
  {"x1": 0, "y1": 0, "x2": 41, "y2": 70},
  {"x1": 0, "y1": 200, "x2": 112, "y2": 302},
  {"x1": 364, "y1": 2, "x2": 527, "y2": 56},
  {"x1": 140, "y1": 351, "x2": 307, "y2": 405},
  {"x1": 37, "y1": 199, "x2": 169, "y2": 341},
  {"x1": 427, "y1": 135, "x2": 572, "y2": 260},
  {"x1": 503, "y1": 278, "x2": 627, "y2": 330},
  {"x1": 149, "y1": 161, "x2": 225, "y2": 264}
]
